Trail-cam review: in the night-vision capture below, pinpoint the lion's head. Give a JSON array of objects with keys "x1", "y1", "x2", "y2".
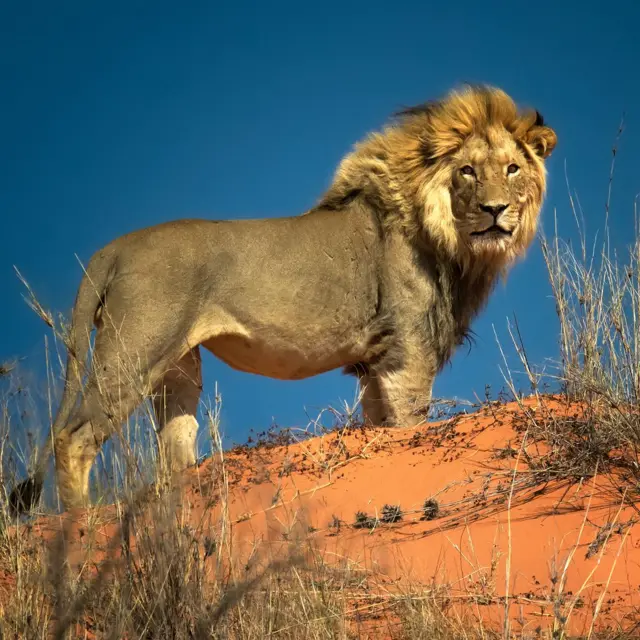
[{"x1": 322, "y1": 85, "x2": 557, "y2": 272}]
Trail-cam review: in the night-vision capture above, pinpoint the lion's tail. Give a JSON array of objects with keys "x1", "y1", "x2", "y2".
[{"x1": 8, "y1": 249, "x2": 116, "y2": 515}]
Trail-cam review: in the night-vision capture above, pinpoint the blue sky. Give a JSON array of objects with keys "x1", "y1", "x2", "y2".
[{"x1": 1, "y1": 1, "x2": 639, "y2": 450}]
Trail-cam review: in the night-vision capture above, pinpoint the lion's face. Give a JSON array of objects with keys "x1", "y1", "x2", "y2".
[
  {"x1": 449, "y1": 128, "x2": 543, "y2": 257},
  {"x1": 321, "y1": 85, "x2": 556, "y2": 268}
]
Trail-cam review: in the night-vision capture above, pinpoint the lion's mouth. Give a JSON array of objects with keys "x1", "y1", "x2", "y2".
[{"x1": 470, "y1": 225, "x2": 513, "y2": 237}]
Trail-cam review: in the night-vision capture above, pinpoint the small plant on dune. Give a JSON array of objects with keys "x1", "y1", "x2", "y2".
[
  {"x1": 422, "y1": 498, "x2": 440, "y2": 521},
  {"x1": 380, "y1": 503, "x2": 403, "y2": 523},
  {"x1": 328, "y1": 514, "x2": 343, "y2": 534},
  {"x1": 203, "y1": 535, "x2": 217, "y2": 559},
  {"x1": 353, "y1": 510, "x2": 377, "y2": 529}
]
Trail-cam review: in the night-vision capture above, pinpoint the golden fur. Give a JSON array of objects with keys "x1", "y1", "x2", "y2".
[{"x1": 9, "y1": 85, "x2": 556, "y2": 514}]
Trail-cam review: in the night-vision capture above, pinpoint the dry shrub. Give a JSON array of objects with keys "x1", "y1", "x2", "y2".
[{"x1": 531, "y1": 193, "x2": 640, "y2": 482}]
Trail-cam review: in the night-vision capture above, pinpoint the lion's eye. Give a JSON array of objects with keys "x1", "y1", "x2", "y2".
[
  {"x1": 507, "y1": 163, "x2": 520, "y2": 175},
  {"x1": 460, "y1": 165, "x2": 475, "y2": 177}
]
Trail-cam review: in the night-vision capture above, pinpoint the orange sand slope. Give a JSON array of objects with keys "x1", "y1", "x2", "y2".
[{"x1": 13, "y1": 398, "x2": 640, "y2": 635}]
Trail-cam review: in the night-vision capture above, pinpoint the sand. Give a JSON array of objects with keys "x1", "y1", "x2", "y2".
[{"x1": 4, "y1": 396, "x2": 640, "y2": 636}]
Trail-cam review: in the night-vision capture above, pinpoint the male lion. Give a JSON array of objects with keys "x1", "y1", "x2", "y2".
[{"x1": 9, "y1": 85, "x2": 556, "y2": 514}]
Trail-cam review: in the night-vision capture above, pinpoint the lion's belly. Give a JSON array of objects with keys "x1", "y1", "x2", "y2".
[{"x1": 200, "y1": 333, "x2": 355, "y2": 380}]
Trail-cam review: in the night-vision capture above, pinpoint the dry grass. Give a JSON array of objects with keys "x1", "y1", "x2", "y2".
[
  {"x1": 0, "y1": 389, "x2": 504, "y2": 639},
  {"x1": 535, "y1": 206, "x2": 640, "y2": 477},
  {"x1": 496, "y1": 166, "x2": 640, "y2": 496},
  {"x1": 1, "y1": 351, "x2": 635, "y2": 638}
]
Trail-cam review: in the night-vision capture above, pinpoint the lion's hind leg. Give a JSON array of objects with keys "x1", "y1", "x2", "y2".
[
  {"x1": 53, "y1": 360, "x2": 152, "y2": 509},
  {"x1": 152, "y1": 346, "x2": 202, "y2": 474},
  {"x1": 53, "y1": 317, "x2": 195, "y2": 509},
  {"x1": 54, "y1": 418, "x2": 106, "y2": 509}
]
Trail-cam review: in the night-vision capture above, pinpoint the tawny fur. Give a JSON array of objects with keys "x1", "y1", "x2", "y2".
[{"x1": 9, "y1": 85, "x2": 556, "y2": 514}]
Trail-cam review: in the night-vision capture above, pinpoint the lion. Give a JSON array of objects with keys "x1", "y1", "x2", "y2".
[{"x1": 8, "y1": 85, "x2": 556, "y2": 514}]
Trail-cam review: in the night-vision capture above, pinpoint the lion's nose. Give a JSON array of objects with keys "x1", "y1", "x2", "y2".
[{"x1": 479, "y1": 203, "x2": 509, "y2": 219}]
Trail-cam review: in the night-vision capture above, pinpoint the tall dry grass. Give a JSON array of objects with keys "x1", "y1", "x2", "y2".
[
  {"x1": 0, "y1": 366, "x2": 501, "y2": 639},
  {"x1": 497, "y1": 194, "x2": 640, "y2": 491}
]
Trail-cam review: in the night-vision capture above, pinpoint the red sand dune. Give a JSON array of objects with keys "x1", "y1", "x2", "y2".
[{"x1": 5, "y1": 397, "x2": 640, "y2": 637}]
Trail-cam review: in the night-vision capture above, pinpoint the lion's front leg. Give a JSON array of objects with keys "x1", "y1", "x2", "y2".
[
  {"x1": 370, "y1": 349, "x2": 437, "y2": 427},
  {"x1": 359, "y1": 373, "x2": 386, "y2": 426},
  {"x1": 377, "y1": 370, "x2": 433, "y2": 427}
]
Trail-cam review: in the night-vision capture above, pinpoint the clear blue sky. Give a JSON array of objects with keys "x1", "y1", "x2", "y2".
[{"x1": 1, "y1": 1, "x2": 639, "y2": 449}]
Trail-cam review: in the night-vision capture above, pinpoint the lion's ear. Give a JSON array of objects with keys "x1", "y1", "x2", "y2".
[{"x1": 524, "y1": 115, "x2": 557, "y2": 158}]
